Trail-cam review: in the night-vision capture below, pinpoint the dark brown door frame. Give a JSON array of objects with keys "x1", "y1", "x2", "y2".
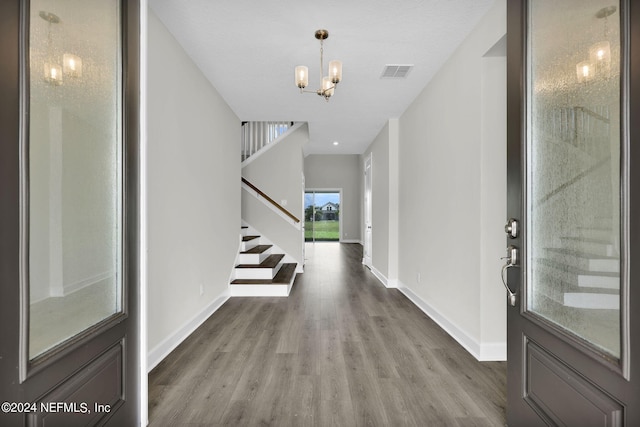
[
  {"x1": 0, "y1": 2, "x2": 23, "y2": 423},
  {"x1": 0, "y1": 1, "x2": 141, "y2": 425}
]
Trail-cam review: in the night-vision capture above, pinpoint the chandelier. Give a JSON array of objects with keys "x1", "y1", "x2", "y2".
[{"x1": 295, "y1": 29, "x2": 342, "y2": 101}]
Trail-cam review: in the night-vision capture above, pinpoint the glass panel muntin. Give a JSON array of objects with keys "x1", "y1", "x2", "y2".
[
  {"x1": 26, "y1": 0, "x2": 123, "y2": 360},
  {"x1": 525, "y1": 0, "x2": 623, "y2": 359}
]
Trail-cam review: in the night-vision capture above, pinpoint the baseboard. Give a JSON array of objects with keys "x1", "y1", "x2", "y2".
[
  {"x1": 366, "y1": 264, "x2": 398, "y2": 289},
  {"x1": 147, "y1": 290, "x2": 230, "y2": 372},
  {"x1": 368, "y1": 265, "x2": 387, "y2": 286},
  {"x1": 52, "y1": 271, "x2": 113, "y2": 297},
  {"x1": 479, "y1": 342, "x2": 507, "y2": 361},
  {"x1": 397, "y1": 282, "x2": 505, "y2": 361},
  {"x1": 340, "y1": 239, "x2": 362, "y2": 244}
]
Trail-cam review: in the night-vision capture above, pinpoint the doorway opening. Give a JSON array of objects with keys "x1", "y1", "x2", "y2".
[{"x1": 304, "y1": 190, "x2": 341, "y2": 242}]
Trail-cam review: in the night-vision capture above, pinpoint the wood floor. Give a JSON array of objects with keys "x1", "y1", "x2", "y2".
[{"x1": 148, "y1": 243, "x2": 507, "y2": 426}]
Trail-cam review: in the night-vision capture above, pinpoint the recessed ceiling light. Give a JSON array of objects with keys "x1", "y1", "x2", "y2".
[{"x1": 333, "y1": 141, "x2": 339, "y2": 146}]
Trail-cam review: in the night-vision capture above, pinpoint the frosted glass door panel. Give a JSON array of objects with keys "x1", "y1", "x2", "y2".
[
  {"x1": 526, "y1": 0, "x2": 622, "y2": 358},
  {"x1": 28, "y1": 0, "x2": 122, "y2": 359}
]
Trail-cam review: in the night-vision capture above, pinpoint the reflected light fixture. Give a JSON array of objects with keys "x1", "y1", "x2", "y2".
[
  {"x1": 576, "y1": 60, "x2": 593, "y2": 83},
  {"x1": 40, "y1": 11, "x2": 83, "y2": 85},
  {"x1": 576, "y1": 5, "x2": 616, "y2": 83},
  {"x1": 40, "y1": 11, "x2": 63, "y2": 85},
  {"x1": 63, "y1": 53, "x2": 82, "y2": 77},
  {"x1": 590, "y1": 6, "x2": 615, "y2": 77},
  {"x1": 295, "y1": 29, "x2": 342, "y2": 101}
]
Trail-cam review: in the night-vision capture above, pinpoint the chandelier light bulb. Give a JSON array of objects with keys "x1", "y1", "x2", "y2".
[
  {"x1": 589, "y1": 41, "x2": 611, "y2": 77},
  {"x1": 63, "y1": 53, "x2": 83, "y2": 77},
  {"x1": 576, "y1": 61, "x2": 593, "y2": 83},
  {"x1": 44, "y1": 63, "x2": 63, "y2": 85},
  {"x1": 322, "y1": 77, "x2": 334, "y2": 98},
  {"x1": 329, "y1": 60, "x2": 342, "y2": 84},
  {"x1": 295, "y1": 65, "x2": 308, "y2": 89}
]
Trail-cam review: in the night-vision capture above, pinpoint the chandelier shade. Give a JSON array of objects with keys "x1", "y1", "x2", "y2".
[{"x1": 295, "y1": 65, "x2": 309, "y2": 89}]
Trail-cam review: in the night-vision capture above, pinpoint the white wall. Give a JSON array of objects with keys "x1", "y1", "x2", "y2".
[
  {"x1": 396, "y1": 0, "x2": 507, "y2": 361},
  {"x1": 242, "y1": 124, "x2": 307, "y2": 266},
  {"x1": 480, "y1": 42, "x2": 508, "y2": 353},
  {"x1": 361, "y1": 121, "x2": 400, "y2": 286},
  {"x1": 304, "y1": 154, "x2": 362, "y2": 243},
  {"x1": 147, "y1": 10, "x2": 240, "y2": 368}
]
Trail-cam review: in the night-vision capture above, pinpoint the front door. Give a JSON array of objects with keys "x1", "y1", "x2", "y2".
[
  {"x1": 506, "y1": 0, "x2": 639, "y2": 425},
  {"x1": 0, "y1": 1, "x2": 140, "y2": 425}
]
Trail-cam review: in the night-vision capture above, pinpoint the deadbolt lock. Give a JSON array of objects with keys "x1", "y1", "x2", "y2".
[{"x1": 505, "y1": 218, "x2": 519, "y2": 239}]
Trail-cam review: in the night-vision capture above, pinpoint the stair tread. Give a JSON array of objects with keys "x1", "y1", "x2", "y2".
[
  {"x1": 240, "y1": 244, "x2": 273, "y2": 255},
  {"x1": 241, "y1": 226, "x2": 248, "y2": 229},
  {"x1": 231, "y1": 263, "x2": 297, "y2": 285},
  {"x1": 576, "y1": 226, "x2": 613, "y2": 231},
  {"x1": 544, "y1": 247, "x2": 619, "y2": 260},
  {"x1": 242, "y1": 235, "x2": 260, "y2": 242},
  {"x1": 561, "y1": 236, "x2": 613, "y2": 244},
  {"x1": 236, "y1": 254, "x2": 284, "y2": 269},
  {"x1": 536, "y1": 258, "x2": 619, "y2": 277}
]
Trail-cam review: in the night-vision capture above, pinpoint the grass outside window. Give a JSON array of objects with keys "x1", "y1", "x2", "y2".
[{"x1": 305, "y1": 220, "x2": 339, "y2": 241}]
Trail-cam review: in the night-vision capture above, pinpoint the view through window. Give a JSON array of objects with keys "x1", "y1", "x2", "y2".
[{"x1": 304, "y1": 191, "x2": 340, "y2": 242}]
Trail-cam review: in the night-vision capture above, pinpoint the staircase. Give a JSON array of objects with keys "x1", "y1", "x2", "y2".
[
  {"x1": 532, "y1": 216, "x2": 620, "y2": 355},
  {"x1": 534, "y1": 223, "x2": 619, "y2": 312},
  {"x1": 229, "y1": 226, "x2": 298, "y2": 297},
  {"x1": 532, "y1": 104, "x2": 620, "y2": 314}
]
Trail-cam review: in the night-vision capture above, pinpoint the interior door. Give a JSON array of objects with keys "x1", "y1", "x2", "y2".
[
  {"x1": 506, "y1": 0, "x2": 639, "y2": 425},
  {"x1": 363, "y1": 154, "x2": 372, "y2": 266},
  {"x1": 0, "y1": 1, "x2": 140, "y2": 426}
]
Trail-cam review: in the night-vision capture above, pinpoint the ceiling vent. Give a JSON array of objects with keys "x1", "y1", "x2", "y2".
[{"x1": 380, "y1": 64, "x2": 413, "y2": 79}]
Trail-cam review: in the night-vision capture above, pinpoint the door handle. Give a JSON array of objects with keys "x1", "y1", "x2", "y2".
[{"x1": 501, "y1": 245, "x2": 518, "y2": 307}]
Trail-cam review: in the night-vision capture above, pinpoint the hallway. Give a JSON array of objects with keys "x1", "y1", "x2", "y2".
[{"x1": 148, "y1": 243, "x2": 506, "y2": 426}]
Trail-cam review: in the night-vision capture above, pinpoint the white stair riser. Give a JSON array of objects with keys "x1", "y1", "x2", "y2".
[
  {"x1": 560, "y1": 239, "x2": 616, "y2": 256},
  {"x1": 544, "y1": 250, "x2": 619, "y2": 273},
  {"x1": 578, "y1": 228, "x2": 615, "y2": 241},
  {"x1": 235, "y1": 263, "x2": 283, "y2": 280},
  {"x1": 230, "y1": 283, "x2": 291, "y2": 297},
  {"x1": 238, "y1": 250, "x2": 271, "y2": 265},
  {"x1": 588, "y1": 258, "x2": 619, "y2": 273},
  {"x1": 591, "y1": 217, "x2": 614, "y2": 229},
  {"x1": 241, "y1": 240, "x2": 259, "y2": 251},
  {"x1": 563, "y1": 292, "x2": 619, "y2": 309},
  {"x1": 578, "y1": 274, "x2": 619, "y2": 289},
  {"x1": 535, "y1": 263, "x2": 619, "y2": 291}
]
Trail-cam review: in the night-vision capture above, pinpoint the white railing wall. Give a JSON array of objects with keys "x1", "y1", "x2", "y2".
[{"x1": 241, "y1": 121, "x2": 293, "y2": 162}]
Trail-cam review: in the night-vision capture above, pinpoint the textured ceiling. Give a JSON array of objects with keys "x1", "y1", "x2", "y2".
[{"x1": 149, "y1": 0, "x2": 495, "y2": 155}]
